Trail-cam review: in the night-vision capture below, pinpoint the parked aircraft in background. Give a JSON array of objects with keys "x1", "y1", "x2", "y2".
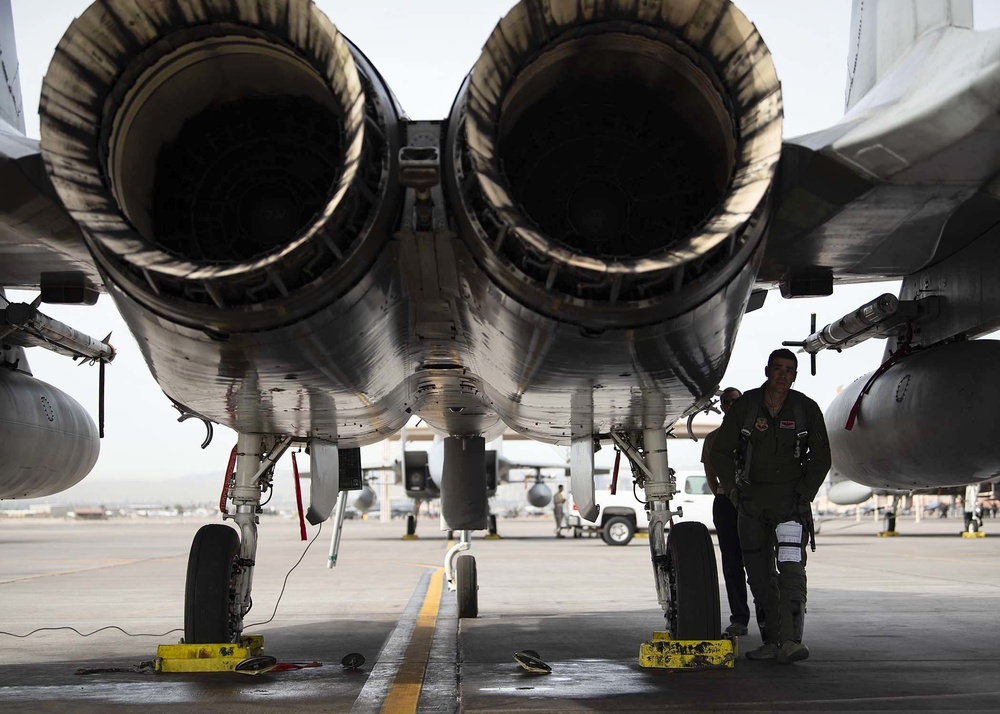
[
  {"x1": 4, "y1": 0, "x2": 1000, "y2": 641},
  {"x1": 395, "y1": 419, "x2": 719, "y2": 537},
  {"x1": 348, "y1": 454, "x2": 565, "y2": 536},
  {"x1": 825, "y1": 468, "x2": 997, "y2": 532}
]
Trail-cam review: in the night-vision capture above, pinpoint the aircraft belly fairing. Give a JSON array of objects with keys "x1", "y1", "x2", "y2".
[
  {"x1": 467, "y1": 251, "x2": 760, "y2": 441},
  {"x1": 105, "y1": 245, "x2": 415, "y2": 443}
]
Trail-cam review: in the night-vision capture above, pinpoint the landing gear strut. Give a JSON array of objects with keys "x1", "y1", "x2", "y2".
[
  {"x1": 612, "y1": 427, "x2": 720, "y2": 639},
  {"x1": 184, "y1": 433, "x2": 291, "y2": 643}
]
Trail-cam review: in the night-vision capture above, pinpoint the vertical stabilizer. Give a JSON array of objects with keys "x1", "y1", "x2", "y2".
[
  {"x1": 0, "y1": 0, "x2": 24, "y2": 133},
  {"x1": 845, "y1": 0, "x2": 973, "y2": 112}
]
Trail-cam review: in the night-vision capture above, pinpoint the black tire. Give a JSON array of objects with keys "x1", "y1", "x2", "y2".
[
  {"x1": 456, "y1": 554, "x2": 478, "y2": 619},
  {"x1": 406, "y1": 513, "x2": 417, "y2": 536},
  {"x1": 185, "y1": 524, "x2": 240, "y2": 644},
  {"x1": 666, "y1": 521, "x2": 721, "y2": 640},
  {"x1": 602, "y1": 515, "x2": 635, "y2": 546}
]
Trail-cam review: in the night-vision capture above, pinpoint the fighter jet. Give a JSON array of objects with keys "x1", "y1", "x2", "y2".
[{"x1": 2, "y1": 0, "x2": 999, "y2": 644}]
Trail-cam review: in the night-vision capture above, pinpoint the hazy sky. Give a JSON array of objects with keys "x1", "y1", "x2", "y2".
[{"x1": 7, "y1": 1, "x2": 1000, "y2": 484}]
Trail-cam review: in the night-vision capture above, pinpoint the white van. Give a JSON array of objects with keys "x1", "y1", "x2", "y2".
[{"x1": 565, "y1": 469, "x2": 716, "y2": 545}]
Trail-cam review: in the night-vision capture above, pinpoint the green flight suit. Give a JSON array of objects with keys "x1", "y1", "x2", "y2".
[{"x1": 709, "y1": 386, "x2": 831, "y2": 645}]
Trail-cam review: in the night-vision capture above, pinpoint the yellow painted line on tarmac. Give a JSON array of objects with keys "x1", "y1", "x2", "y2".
[{"x1": 381, "y1": 566, "x2": 444, "y2": 714}]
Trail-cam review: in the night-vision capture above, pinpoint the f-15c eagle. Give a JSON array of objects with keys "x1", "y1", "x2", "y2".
[{"x1": 2, "y1": 0, "x2": 998, "y2": 643}]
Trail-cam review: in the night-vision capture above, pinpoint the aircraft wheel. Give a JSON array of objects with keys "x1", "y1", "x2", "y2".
[
  {"x1": 406, "y1": 514, "x2": 417, "y2": 536},
  {"x1": 602, "y1": 516, "x2": 635, "y2": 546},
  {"x1": 456, "y1": 554, "x2": 478, "y2": 619},
  {"x1": 665, "y1": 521, "x2": 721, "y2": 640},
  {"x1": 185, "y1": 524, "x2": 240, "y2": 643}
]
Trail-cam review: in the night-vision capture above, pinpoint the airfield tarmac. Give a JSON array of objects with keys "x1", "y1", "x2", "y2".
[{"x1": 1, "y1": 514, "x2": 998, "y2": 713}]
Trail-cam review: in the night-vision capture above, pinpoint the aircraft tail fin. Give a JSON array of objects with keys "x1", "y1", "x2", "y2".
[
  {"x1": 845, "y1": 0, "x2": 973, "y2": 112},
  {"x1": 0, "y1": 0, "x2": 25, "y2": 133}
]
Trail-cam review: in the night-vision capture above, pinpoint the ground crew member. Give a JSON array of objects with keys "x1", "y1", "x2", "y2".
[
  {"x1": 710, "y1": 348, "x2": 831, "y2": 663},
  {"x1": 553, "y1": 484, "x2": 567, "y2": 538},
  {"x1": 702, "y1": 386, "x2": 757, "y2": 637}
]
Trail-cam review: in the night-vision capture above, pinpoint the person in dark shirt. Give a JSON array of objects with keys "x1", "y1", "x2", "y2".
[{"x1": 702, "y1": 386, "x2": 757, "y2": 637}]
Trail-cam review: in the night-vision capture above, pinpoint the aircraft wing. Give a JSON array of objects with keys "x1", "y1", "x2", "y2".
[
  {"x1": 0, "y1": 126, "x2": 101, "y2": 297},
  {"x1": 761, "y1": 21, "x2": 1000, "y2": 293},
  {"x1": 0, "y1": 0, "x2": 99, "y2": 295}
]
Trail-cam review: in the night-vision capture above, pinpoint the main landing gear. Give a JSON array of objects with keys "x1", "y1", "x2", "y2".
[
  {"x1": 611, "y1": 428, "x2": 721, "y2": 641},
  {"x1": 184, "y1": 433, "x2": 292, "y2": 643},
  {"x1": 879, "y1": 494, "x2": 903, "y2": 536}
]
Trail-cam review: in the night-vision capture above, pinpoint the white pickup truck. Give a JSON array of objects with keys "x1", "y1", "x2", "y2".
[{"x1": 564, "y1": 469, "x2": 716, "y2": 545}]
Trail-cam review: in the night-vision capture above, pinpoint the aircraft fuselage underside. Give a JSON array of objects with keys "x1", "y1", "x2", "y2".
[{"x1": 104, "y1": 118, "x2": 762, "y2": 447}]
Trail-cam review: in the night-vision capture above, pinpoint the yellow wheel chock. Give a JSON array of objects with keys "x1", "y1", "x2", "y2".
[
  {"x1": 639, "y1": 631, "x2": 737, "y2": 669},
  {"x1": 154, "y1": 635, "x2": 265, "y2": 673}
]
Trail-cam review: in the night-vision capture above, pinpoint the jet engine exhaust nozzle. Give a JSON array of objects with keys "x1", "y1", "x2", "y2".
[
  {"x1": 40, "y1": 0, "x2": 398, "y2": 330},
  {"x1": 447, "y1": 0, "x2": 782, "y2": 327}
]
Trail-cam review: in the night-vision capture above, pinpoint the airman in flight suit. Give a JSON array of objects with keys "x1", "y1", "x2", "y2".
[{"x1": 710, "y1": 348, "x2": 830, "y2": 663}]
